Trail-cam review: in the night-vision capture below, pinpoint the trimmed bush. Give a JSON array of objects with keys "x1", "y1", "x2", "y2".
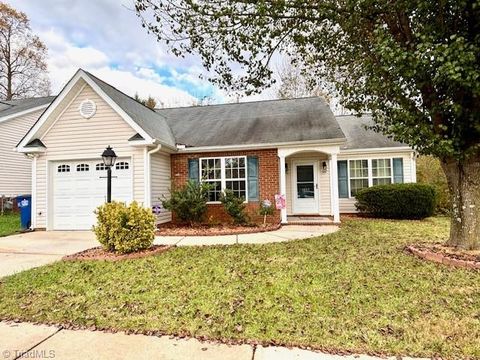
[
  {"x1": 93, "y1": 201, "x2": 155, "y2": 254},
  {"x1": 220, "y1": 189, "x2": 249, "y2": 225},
  {"x1": 355, "y1": 183, "x2": 437, "y2": 219},
  {"x1": 162, "y1": 181, "x2": 210, "y2": 225}
]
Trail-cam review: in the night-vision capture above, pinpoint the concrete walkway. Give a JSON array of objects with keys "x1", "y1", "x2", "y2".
[
  {"x1": 155, "y1": 225, "x2": 338, "y2": 246},
  {"x1": 0, "y1": 321, "x2": 427, "y2": 360}
]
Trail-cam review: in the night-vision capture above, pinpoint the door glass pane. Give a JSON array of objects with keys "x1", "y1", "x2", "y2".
[
  {"x1": 297, "y1": 165, "x2": 314, "y2": 198},
  {"x1": 297, "y1": 183, "x2": 314, "y2": 198},
  {"x1": 297, "y1": 165, "x2": 314, "y2": 182}
]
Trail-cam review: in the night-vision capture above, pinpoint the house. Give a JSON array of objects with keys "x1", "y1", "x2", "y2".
[
  {"x1": 16, "y1": 69, "x2": 416, "y2": 230},
  {"x1": 0, "y1": 96, "x2": 54, "y2": 199}
]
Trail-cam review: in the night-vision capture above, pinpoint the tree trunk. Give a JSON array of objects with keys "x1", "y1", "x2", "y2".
[{"x1": 441, "y1": 155, "x2": 480, "y2": 250}]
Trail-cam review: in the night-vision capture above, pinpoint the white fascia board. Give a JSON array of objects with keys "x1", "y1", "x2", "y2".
[
  {"x1": 339, "y1": 146, "x2": 413, "y2": 154},
  {"x1": 177, "y1": 138, "x2": 347, "y2": 153},
  {"x1": 0, "y1": 104, "x2": 50, "y2": 125},
  {"x1": 17, "y1": 69, "x2": 155, "y2": 150},
  {"x1": 17, "y1": 146, "x2": 46, "y2": 154}
]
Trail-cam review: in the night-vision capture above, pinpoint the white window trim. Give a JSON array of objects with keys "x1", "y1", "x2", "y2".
[
  {"x1": 199, "y1": 156, "x2": 248, "y2": 204},
  {"x1": 347, "y1": 157, "x2": 395, "y2": 198}
]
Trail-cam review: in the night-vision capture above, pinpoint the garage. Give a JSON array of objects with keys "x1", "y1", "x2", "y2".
[{"x1": 52, "y1": 158, "x2": 132, "y2": 230}]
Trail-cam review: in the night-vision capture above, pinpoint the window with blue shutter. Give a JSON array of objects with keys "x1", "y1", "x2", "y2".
[
  {"x1": 188, "y1": 158, "x2": 199, "y2": 183},
  {"x1": 393, "y1": 158, "x2": 404, "y2": 183},
  {"x1": 337, "y1": 160, "x2": 349, "y2": 198},
  {"x1": 247, "y1": 156, "x2": 259, "y2": 201}
]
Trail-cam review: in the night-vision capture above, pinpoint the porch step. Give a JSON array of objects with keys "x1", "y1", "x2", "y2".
[{"x1": 286, "y1": 216, "x2": 337, "y2": 225}]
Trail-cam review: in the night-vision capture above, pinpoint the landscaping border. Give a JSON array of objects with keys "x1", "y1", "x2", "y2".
[
  {"x1": 405, "y1": 245, "x2": 480, "y2": 270},
  {"x1": 156, "y1": 223, "x2": 281, "y2": 236},
  {"x1": 62, "y1": 245, "x2": 172, "y2": 262}
]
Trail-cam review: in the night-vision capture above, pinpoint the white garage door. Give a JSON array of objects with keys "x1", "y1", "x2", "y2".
[{"x1": 53, "y1": 158, "x2": 132, "y2": 230}]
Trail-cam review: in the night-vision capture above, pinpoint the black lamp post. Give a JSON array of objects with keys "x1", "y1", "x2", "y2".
[{"x1": 101, "y1": 146, "x2": 117, "y2": 203}]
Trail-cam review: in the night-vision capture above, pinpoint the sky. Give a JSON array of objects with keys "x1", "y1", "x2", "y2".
[{"x1": 8, "y1": 0, "x2": 270, "y2": 107}]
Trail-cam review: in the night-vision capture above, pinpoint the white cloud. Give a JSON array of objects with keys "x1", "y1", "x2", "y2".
[{"x1": 39, "y1": 29, "x2": 197, "y2": 107}]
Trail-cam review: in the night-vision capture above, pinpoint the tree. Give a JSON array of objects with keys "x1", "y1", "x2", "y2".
[
  {"x1": 134, "y1": 92, "x2": 157, "y2": 109},
  {"x1": 0, "y1": 2, "x2": 50, "y2": 100},
  {"x1": 135, "y1": 1, "x2": 480, "y2": 249}
]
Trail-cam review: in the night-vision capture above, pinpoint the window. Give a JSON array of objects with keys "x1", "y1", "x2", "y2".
[
  {"x1": 96, "y1": 163, "x2": 107, "y2": 171},
  {"x1": 372, "y1": 159, "x2": 392, "y2": 185},
  {"x1": 349, "y1": 160, "x2": 368, "y2": 197},
  {"x1": 57, "y1": 164, "x2": 70, "y2": 173},
  {"x1": 116, "y1": 161, "x2": 129, "y2": 170},
  {"x1": 225, "y1": 157, "x2": 246, "y2": 199},
  {"x1": 201, "y1": 158, "x2": 222, "y2": 202},
  {"x1": 76, "y1": 164, "x2": 89, "y2": 172},
  {"x1": 200, "y1": 156, "x2": 247, "y2": 202}
]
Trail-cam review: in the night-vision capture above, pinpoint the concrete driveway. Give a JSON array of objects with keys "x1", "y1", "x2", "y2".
[{"x1": 0, "y1": 231, "x2": 97, "y2": 277}]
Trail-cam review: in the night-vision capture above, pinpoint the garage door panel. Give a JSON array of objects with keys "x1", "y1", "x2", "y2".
[{"x1": 52, "y1": 158, "x2": 133, "y2": 230}]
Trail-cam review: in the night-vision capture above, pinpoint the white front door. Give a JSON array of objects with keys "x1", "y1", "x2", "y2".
[
  {"x1": 52, "y1": 158, "x2": 132, "y2": 230},
  {"x1": 293, "y1": 162, "x2": 319, "y2": 214}
]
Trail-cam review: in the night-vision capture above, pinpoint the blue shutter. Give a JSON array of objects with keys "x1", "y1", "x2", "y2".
[
  {"x1": 188, "y1": 158, "x2": 199, "y2": 183},
  {"x1": 393, "y1": 158, "x2": 404, "y2": 183},
  {"x1": 337, "y1": 160, "x2": 349, "y2": 198},
  {"x1": 247, "y1": 156, "x2": 259, "y2": 201}
]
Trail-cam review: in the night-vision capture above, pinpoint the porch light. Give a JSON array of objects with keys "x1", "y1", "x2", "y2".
[
  {"x1": 101, "y1": 146, "x2": 117, "y2": 203},
  {"x1": 285, "y1": 163, "x2": 289, "y2": 174},
  {"x1": 322, "y1": 161, "x2": 327, "y2": 172}
]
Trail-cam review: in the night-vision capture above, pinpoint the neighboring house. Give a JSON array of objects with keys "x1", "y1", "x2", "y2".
[
  {"x1": 16, "y1": 69, "x2": 416, "y2": 230},
  {"x1": 0, "y1": 97, "x2": 54, "y2": 198}
]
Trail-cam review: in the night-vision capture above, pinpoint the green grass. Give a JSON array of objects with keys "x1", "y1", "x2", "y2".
[
  {"x1": 0, "y1": 217, "x2": 479, "y2": 358},
  {"x1": 0, "y1": 212, "x2": 21, "y2": 237}
]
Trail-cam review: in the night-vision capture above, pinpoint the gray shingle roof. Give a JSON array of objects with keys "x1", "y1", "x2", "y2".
[
  {"x1": 85, "y1": 71, "x2": 176, "y2": 148},
  {"x1": 337, "y1": 114, "x2": 407, "y2": 150},
  {"x1": 156, "y1": 97, "x2": 345, "y2": 147},
  {"x1": 0, "y1": 96, "x2": 54, "y2": 119}
]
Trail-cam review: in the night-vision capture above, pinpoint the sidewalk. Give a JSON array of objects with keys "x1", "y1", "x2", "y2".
[
  {"x1": 0, "y1": 322, "x2": 427, "y2": 360},
  {"x1": 155, "y1": 225, "x2": 339, "y2": 246}
]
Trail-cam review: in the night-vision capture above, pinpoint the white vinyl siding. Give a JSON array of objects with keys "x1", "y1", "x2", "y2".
[
  {"x1": 0, "y1": 109, "x2": 44, "y2": 197},
  {"x1": 34, "y1": 84, "x2": 144, "y2": 229},
  {"x1": 338, "y1": 151, "x2": 415, "y2": 213},
  {"x1": 150, "y1": 151, "x2": 172, "y2": 224},
  {"x1": 285, "y1": 152, "x2": 331, "y2": 216}
]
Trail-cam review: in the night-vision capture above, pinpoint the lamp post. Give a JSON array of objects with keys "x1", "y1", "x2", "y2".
[{"x1": 101, "y1": 146, "x2": 117, "y2": 203}]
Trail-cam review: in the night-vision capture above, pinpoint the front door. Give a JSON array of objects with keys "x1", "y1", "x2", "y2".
[{"x1": 293, "y1": 162, "x2": 319, "y2": 214}]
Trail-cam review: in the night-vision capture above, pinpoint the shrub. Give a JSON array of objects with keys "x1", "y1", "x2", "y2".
[
  {"x1": 220, "y1": 189, "x2": 248, "y2": 225},
  {"x1": 259, "y1": 199, "x2": 274, "y2": 226},
  {"x1": 416, "y1": 155, "x2": 451, "y2": 214},
  {"x1": 355, "y1": 183, "x2": 437, "y2": 219},
  {"x1": 162, "y1": 181, "x2": 210, "y2": 225},
  {"x1": 93, "y1": 201, "x2": 155, "y2": 254}
]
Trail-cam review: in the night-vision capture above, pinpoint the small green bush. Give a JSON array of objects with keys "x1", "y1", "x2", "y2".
[
  {"x1": 220, "y1": 189, "x2": 248, "y2": 225},
  {"x1": 416, "y1": 155, "x2": 451, "y2": 214},
  {"x1": 93, "y1": 201, "x2": 155, "y2": 254},
  {"x1": 355, "y1": 183, "x2": 437, "y2": 219},
  {"x1": 162, "y1": 181, "x2": 210, "y2": 225}
]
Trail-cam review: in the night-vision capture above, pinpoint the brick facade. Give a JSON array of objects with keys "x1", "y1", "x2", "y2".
[{"x1": 170, "y1": 149, "x2": 281, "y2": 224}]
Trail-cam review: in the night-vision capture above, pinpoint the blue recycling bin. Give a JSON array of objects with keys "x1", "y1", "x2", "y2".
[{"x1": 16, "y1": 195, "x2": 32, "y2": 230}]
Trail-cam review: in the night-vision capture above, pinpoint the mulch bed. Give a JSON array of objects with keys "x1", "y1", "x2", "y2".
[
  {"x1": 63, "y1": 245, "x2": 172, "y2": 262},
  {"x1": 406, "y1": 243, "x2": 480, "y2": 270},
  {"x1": 156, "y1": 223, "x2": 281, "y2": 236}
]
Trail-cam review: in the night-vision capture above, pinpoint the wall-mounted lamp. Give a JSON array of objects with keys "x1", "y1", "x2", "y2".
[
  {"x1": 322, "y1": 161, "x2": 328, "y2": 172},
  {"x1": 285, "y1": 163, "x2": 289, "y2": 174}
]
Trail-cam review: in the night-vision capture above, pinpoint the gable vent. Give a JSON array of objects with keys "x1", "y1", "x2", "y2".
[{"x1": 79, "y1": 99, "x2": 96, "y2": 119}]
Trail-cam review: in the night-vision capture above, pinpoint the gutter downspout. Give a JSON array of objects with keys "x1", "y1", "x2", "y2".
[{"x1": 145, "y1": 144, "x2": 162, "y2": 208}]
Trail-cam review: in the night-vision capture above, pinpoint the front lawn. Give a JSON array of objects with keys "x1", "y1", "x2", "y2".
[
  {"x1": 0, "y1": 212, "x2": 21, "y2": 237},
  {"x1": 1, "y1": 217, "x2": 479, "y2": 358}
]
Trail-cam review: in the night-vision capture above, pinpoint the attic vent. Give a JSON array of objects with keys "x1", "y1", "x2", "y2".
[{"x1": 79, "y1": 99, "x2": 96, "y2": 119}]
